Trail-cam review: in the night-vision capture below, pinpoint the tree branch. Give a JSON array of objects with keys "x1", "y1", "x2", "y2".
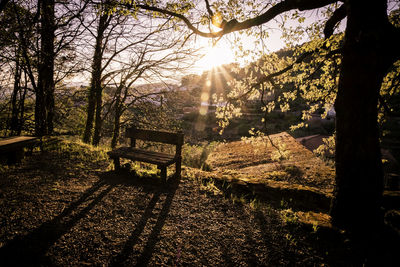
[
  {"x1": 204, "y1": 0, "x2": 214, "y2": 17},
  {"x1": 129, "y1": 0, "x2": 340, "y2": 38},
  {"x1": 255, "y1": 50, "x2": 314, "y2": 87},
  {"x1": 0, "y1": 0, "x2": 10, "y2": 13},
  {"x1": 324, "y1": 4, "x2": 347, "y2": 39}
]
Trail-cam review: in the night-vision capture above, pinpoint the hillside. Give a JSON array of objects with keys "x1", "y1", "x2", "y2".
[
  {"x1": 207, "y1": 132, "x2": 334, "y2": 192},
  {"x1": 186, "y1": 132, "x2": 335, "y2": 214}
]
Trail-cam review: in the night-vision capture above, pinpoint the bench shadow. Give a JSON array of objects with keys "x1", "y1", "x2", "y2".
[
  {"x1": 0, "y1": 180, "x2": 113, "y2": 266},
  {"x1": 99, "y1": 168, "x2": 178, "y2": 193},
  {"x1": 101, "y1": 169, "x2": 180, "y2": 266}
]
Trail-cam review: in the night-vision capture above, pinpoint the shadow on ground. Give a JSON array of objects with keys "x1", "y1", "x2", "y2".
[
  {"x1": 0, "y1": 169, "x2": 180, "y2": 267},
  {"x1": 0, "y1": 180, "x2": 112, "y2": 266}
]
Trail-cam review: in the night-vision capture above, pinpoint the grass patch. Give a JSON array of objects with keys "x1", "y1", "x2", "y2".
[
  {"x1": 182, "y1": 141, "x2": 219, "y2": 170},
  {"x1": 52, "y1": 138, "x2": 110, "y2": 163},
  {"x1": 280, "y1": 208, "x2": 299, "y2": 225}
]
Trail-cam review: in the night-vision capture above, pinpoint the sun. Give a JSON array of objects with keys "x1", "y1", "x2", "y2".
[{"x1": 196, "y1": 43, "x2": 235, "y2": 72}]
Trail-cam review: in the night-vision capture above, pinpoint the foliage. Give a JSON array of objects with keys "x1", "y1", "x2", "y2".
[
  {"x1": 53, "y1": 86, "x2": 87, "y2": 135},
  {"x1": 241, "y1": 129, "x2": 291, "y2": 161},
  {"x1": 214, "y1": 33, "x2": 343, "y2": 135},
  {"x1": 182, "y1": 141, "x2": 219, "y2": 170},
  {"x1": 314, "y1": 134, "x2": 335, "y2": 163}
]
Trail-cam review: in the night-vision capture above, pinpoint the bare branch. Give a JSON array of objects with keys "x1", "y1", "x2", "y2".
[
  {"x1": 256, "y1": 51, "x2": 314, "y2": 87},
  {"x1": 56, "y1": 1, "x2": 89, "y2": 28},
  {"x1": 204, "y1": 0, "x2": 214, "y2": 17}
]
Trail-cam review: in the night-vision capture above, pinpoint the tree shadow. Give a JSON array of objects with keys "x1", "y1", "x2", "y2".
[
  {"x1": 225, "y1": 202, "x2": 260, "y2": 266},
  {"x1": 253, "y1": 209, "x2": 292, "y2": 265},
  {"x1": 104, "y1": 169, "x2": 181, "y2": 266},
  {"x1": 0, "y1": 180, "x2": 113, "y2": 266}
]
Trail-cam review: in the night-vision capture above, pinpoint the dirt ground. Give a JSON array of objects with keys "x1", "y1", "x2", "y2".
[{"x1": 0, "y1": 139, "x2": 397, "y2": 266}]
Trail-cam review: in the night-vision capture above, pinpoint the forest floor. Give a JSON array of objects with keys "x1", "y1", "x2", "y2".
[{"x1": 0, "y1": 137, "x2": 398, "y2": 266}]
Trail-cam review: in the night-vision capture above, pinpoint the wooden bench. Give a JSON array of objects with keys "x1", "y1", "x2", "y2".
[
  {"x1": 107, "y1": 127, "x2": 184, "y2": 182},
  {"x1": 0, "y1": 136, "x2": 41, "y2": 164}
]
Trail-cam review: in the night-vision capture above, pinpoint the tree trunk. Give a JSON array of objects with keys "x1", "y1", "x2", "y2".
[
  {"x1": 92, "y1": 86, "x2": 103, "y2": 146},
  {"x1": 18, "y1": 73, "x2": 28, "y2": 135},
  {"x1": 83, "y1": 85, "x2": 96, "y2": 143},
  {"x1": 43, "y1": 0, "x2": 55, "y2": 135},
  {"x1": 35, "y1": 87, "x2": 46, "y2": 136},
  {"x1": 331, "y1": 0, "x2": 393, "y2": 235},
  {"x1": 10, "y1": 48, "x2": 21, "y2": 136},
  {"x1": 111, "y1": 94, "x2": 122, "y2": 148},
  {"x1": 36, "y1": 0, "x2": 55, "y2": 136},
  {"x1": 45, "y1": 85, "x2": 55, "y2": 134},
  {"x1": 83, "y1": 13, "x2": 109, "y2": 144}
]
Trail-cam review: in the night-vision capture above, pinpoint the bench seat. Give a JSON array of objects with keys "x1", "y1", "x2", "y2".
[
  {"x1": 108, "y1": 127, "x2": 183, "y2": 182},
  {"x1": 0, "y1": 136, "x2": 40, "y2": 164},
  {"x1": 0, "y1": 136, "x2": 40, "y2": 153},
  {"x1": 108, "y1": 147, "x2": 177, "y2": 167}
]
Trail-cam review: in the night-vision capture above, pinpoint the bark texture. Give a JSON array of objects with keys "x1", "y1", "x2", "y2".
[
  {"x1": 36, "y1": 0, "x2": 55, "y2": 136},
  {"x1": 10, "y1": 48, "x2": 22, "y2": 136},
  {"x1": 111, "y1": 92, "x2": 122, "y2": 149},
  {"x1": 92, "y1": 84, "x2": 103, "y2": 146},
  {"x1": 331, "y1": 0, "x2": 398, "y2": 235},
  {"x1": 83, "y1": 13, "x2": 109, "y2": 144}
]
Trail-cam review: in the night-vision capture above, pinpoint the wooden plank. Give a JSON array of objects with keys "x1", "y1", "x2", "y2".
[
  {"x1": 128, "y1": 152, "x2": 173, "y2": 163},
  {"x1": 0, "y1": 136, "x2": 39, "y2": 153},
  {"x1": 111, "y1": 147, "x2": 175, "y2": 160},
  {"x1": 125, "y1": 128, "x2": 183, "y2": 145},
  {"x1": 110, "y1": 150, "x2": 174, "y2": 163},
  {"x1": 108, "y1": 148, "x2": 176, "y2": 166},
  {"x1": 111, "y1": 153, "x2": 174, "y2": 166},
  {"x1": 130, "y1": 148, "x2": 175, "y2": 159}
]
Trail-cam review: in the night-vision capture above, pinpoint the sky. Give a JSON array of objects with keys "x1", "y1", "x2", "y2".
[
  {"x1": 189, "y1": 5, "x2": 340, "y2": 74},
  {"x1": 67, "y1": 1, "x2": 351, "y2": 86},
  {"x1": 192, "y1": 29, "x2": 286, "y2": 74}
]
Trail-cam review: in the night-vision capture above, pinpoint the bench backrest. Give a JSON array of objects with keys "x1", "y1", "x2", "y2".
[{"x1": 125, "y1": 127, "x2": 184, "y2": 147}]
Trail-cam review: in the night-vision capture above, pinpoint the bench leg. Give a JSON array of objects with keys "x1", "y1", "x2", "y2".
[
  {"x1": 7, "y1": 148, "x2": 24, "y2": 165},
  {"x1": 160, "y1": 166, "x2": 167, "y2": 183},
  {"x1": 176, "y1": 159, "x2": 181, "y2": 180},
  {"x1": 113, "y1": 157, "x2": 120, "y2": 171}
]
